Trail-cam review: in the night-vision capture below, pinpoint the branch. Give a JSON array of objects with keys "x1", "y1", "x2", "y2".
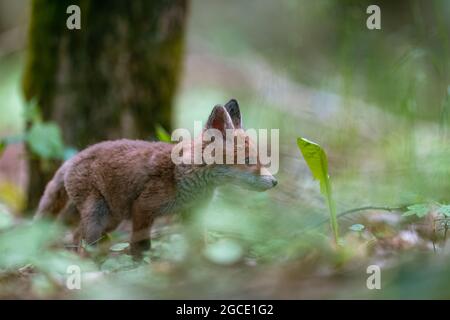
[
  {"x1": 309, "y1": 205, "x2": 407, "y2": 231},
  {"x1": 337, "y1": 205, "x2": 406, "y2": 219}
]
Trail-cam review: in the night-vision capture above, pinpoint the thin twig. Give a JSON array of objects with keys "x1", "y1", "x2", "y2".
[
  {"x1": 337, "y1": 205, "x2": 406, "y2": 219},
  {"x1": 308, "y1": 205, "x2": 406, "y2": 231}
]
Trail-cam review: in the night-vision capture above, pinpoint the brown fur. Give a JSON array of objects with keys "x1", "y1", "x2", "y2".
[{"x1": 36, "y1": 100, "x2": 277, "y2": 257}]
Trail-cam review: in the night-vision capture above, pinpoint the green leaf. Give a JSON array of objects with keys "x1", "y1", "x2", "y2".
[
  {"x1": 26, "y1": 122, "x2": 65, "y2": 160},
  {"x1": 402, "y1": 204, "x2": 429, "y2": 218},
  {"x1": 438, "y1": 205, "x2": 450, "y2": 217},
  {"x1": 204, "y1": 239, "x2": 243, "y2": 266},
  {"x1": 63, "y1": 147, "x2": 78, "y2": 161},
  {"x1": 155, "y1": 124, "x2": 171, "y2": 142},
  {"x1": 297, "y1": 137, "x2": 338, "y2": 242},
  {"x1": 349, "y1": 224, "x2": 365, "y2": 232},
  {"x1": 297, "y1": 138, "x2": 329, "y2": 194},
  {"x1": 110, "y1": 242, "x2": 130, "y2": 252},
  {"x1": 0, "y1": 139, "x2": 5, "y2": 156}
]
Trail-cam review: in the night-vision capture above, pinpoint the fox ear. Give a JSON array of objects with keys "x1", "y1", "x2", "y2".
[
  {"x1": 205, "y1": 105, "x2": 234, "y2": 135},
  {"x1": 224, "y1": 99, "x2": 242, "y2": 129}
]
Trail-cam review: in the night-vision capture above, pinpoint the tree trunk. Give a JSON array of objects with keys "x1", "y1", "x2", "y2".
[{"x1": 22, "y1": 0, "x2": 189, "y2": 211}]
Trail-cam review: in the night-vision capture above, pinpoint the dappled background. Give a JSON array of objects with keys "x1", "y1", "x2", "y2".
[{"x1": 0, "y1": 0, "x2": 450, "y2": 298}]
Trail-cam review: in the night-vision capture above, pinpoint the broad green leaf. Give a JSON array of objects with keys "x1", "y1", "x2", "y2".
[
  {"x1": 204, "y1": 239, "x2": 243, "y2": 265},
  {"x1": 438, "y1": 205, "x2": 450, "y2": 217},
  {"x1": 402, "y1": 204, "x2": 429, "y2": 218},
  {"x1": 110, "y1": 242, "x2": 130, "y2": 252},
  {"x1": 155, "y1": 124, "x2": 171, "y2": 142},
  {"x1": 26, "y1": 122, "x2": 65, "y2": 160},
  {"x1": 297, "y1": 137, "x2": 329, "y2": 194},
  {"x1": 349, "y1": 224, "x2": 365, "y2": 232},
  {"x1": 297, "y1": 137, "x2": 338, "y2": 242}
]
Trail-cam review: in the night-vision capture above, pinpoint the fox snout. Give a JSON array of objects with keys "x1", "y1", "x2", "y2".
[
  {"x1": 259, "y1": 167, "x2": 277, "y2": 186},
  {"x1": 256, "y1": 171, "x2": 278, "y2": 191},
  {"x1": 270, "y1": 176, "x2": 278, "y2": 187}
]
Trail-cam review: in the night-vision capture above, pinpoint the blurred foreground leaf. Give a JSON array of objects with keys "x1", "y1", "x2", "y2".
[
  {"x1": 63, "y1": 147, "x2": 78, "y2": 161},
  {"x1": 204, "y1": 239, "x2": 243, "y2": 265},
  {"x1": 297, "y1": 137, "x2": 338, "y2": 242},
  {"x1": 26, "y1": 122, "x2": 65, "y2": 160},
  {"x1": 31, "y1": 274, "x2": 56, "y2": 297},
  {"x1": 35, "y1": 250, "x2": 98, "y2": 275},
  {"x1": 101, "y1": 254, "x2": 136, "y2": 272},
  {"x1": 0, "y1": 221, "x2": 62, "y2": 269}
]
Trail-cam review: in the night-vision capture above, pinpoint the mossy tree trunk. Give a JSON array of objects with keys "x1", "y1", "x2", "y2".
[{"x1": 22, "y1": 0, "x2": 189, "y2": 211}]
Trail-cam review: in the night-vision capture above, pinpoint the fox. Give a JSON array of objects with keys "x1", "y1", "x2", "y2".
[{"x1": 35, "y1": 99, "x2": 277, "y2": 257}]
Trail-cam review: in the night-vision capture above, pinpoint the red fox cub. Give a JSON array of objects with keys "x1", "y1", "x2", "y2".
[{"x1": 36, "y1": 99, "x2": 277, "y2": 256}]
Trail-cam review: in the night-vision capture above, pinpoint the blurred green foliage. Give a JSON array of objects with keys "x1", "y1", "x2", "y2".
[{"x1": 403, "y1": 203, "x2": 430, "y2": 218}]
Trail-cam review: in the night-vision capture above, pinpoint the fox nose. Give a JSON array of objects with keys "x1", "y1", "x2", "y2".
[{"x1": 271, "y1": 178, "x2": 278, "y2": 187}]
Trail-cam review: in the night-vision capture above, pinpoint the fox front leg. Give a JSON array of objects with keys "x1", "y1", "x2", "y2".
[{"x1": 130, "y1": 212, "x2": 154, "y2": 258}]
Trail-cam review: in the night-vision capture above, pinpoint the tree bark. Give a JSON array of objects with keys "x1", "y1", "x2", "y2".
[{"x1": 22, "y1": 0, "x2": 189, "y2": 211}]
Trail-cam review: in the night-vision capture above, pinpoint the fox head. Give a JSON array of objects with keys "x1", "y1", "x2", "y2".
[{"x1": 196, "y1": 99, "x2": 278, "y2": 191}]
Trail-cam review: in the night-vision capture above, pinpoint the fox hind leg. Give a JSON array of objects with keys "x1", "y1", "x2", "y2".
[
  {"x1": 58, "y1": 201, "x2": 80, "y2": 227},
  {"x1": 78, "y1": 195, "x2": 114, "y2": 248}
]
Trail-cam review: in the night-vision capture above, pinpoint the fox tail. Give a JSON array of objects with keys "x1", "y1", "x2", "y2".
[{"x1": 35, "y1": 163, "x2": 69, "y2": 220}]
